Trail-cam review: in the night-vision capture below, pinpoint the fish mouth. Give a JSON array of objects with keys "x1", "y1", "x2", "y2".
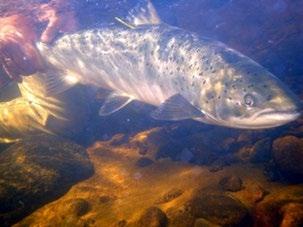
[{"x1": 233, "y1": 108, "x2": 301, "y2": 129}]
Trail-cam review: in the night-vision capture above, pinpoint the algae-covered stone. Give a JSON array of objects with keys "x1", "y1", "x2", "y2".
[
  {"x1": 189, "y1": 191, "x2": 251, "y2": 226},
  {"x1": 0, "y1": 135, "x2": 93, "y2": 226}
]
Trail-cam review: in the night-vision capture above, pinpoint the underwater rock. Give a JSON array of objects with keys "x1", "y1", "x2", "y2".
[
  {"x1": 155, "y1": 188, "x2": 184, "y2": 204},
  {"x1": 114, "y1": 220, "x2": 127, "y2": 227},
  {"x1": 136, "y1": 157, "x2": 154, "y2": 167},
  {"x1": 65, "y1": 198, "x2": 91, "y2": 217},
  {"x1": 167, "y1": 204, "x2": 196, "y2": 227},
  {"x1": 272, "y1": 135, "x2": 303, "y2": 181},
  {"x1": 98, "y1": 195, "x2": 114, "y2": 204},
  {"x1": 279, "y1": 203, "x2": 303, "y2": 227},
  {"x1": 0, "y1": 135, "x2": 93, "y2": 226},
  {"x1": 219, "y1": 175, "x2": 243, "y2": 192},
  {"x1": 137, "y1": 207, "x2": 168, "y2": 227},
  {"x1": 235, "y1": 138, "x2": 272, "y2": 164},
  {"x1": 188, "y1": 190, "x2": 251, "y2": 226},
  {"x1": 254, "y1": 186, "x2": 303, "y2": 227},
  {"x1": 194, "y1": 218, "x2": 220, "y2": 227},
  {"x1": 235, "y1": 146, "x2": 255, "y2": 163},
  {"x1": 250, "y1": 138, "x2": 272, "y2": 163},
  {"x1": 236, "y1": 183, "x2": 268, "y2": 206}
]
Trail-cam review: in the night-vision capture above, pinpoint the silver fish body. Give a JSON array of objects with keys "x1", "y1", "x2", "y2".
[{"x1": 37, "y1": 23, "x2": 301, "y2": 129}]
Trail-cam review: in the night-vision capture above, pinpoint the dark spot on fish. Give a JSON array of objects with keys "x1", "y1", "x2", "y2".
[
  {"x1": 205, "y1": 100, "x2": 209, "y2": 104},
  {"x1": 243, "y1": 88, "x2": 247, "y2": 92},
  {"x1": 170, "y1": 71, "x2": 173, "y2": 75},
  {"x1": 232, "y1": 84, "x2": 236, "y2": 89},
  {"x1": 177, "y1": 67, "x2": 180, "y2": 71},
  {"x1": 199, "y1": 72, "x2": 203, "y2": 76},
  {"x1": 263, "y1": 84, "x2": 268, "y2": 88},
  {"x1": 218, "y1": 96, "x2": 221, "y2": 99},
  {"x1": 228, "y1": 97, "x2": 232, "y2": 100},
  {"x1": 203, "y1": 80, "x2": 206, "y2": 85}
]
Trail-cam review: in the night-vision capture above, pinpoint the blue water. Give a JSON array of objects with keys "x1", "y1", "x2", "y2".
[{"x1": 0, "y1": 0, "x2": 303, "y2": 226}]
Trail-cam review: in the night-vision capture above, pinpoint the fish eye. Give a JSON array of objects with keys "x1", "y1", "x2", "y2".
[{"x1": 244, "y1": 94, "x2": 255, "y2": 107}]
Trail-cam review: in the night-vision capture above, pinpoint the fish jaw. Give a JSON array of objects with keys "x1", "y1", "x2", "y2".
[{"x1": 225, "y1": 108, "x2": 301, "y2": 129}]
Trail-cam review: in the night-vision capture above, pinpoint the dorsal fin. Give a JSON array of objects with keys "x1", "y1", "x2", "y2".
[
  {"x1": 126, "y1": 0, "x2": 161, "y2": 27},
  {"x1": 115, "y1": 17, "x2": 136, "y2": 29}
]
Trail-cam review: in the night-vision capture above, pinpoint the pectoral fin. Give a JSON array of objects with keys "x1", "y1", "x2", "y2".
[
  {"x1": 151, "y1": 94, "x2": 204, "y2": 121},
  {"x1": 99, "y1": 93, "x2": 133, "y2": 116}
]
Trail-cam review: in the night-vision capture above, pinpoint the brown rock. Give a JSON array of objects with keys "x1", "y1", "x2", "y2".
[
  {"x1": 155, "y1": 188, "x2": 184, "y2": 204},
  {"x1": 194, "y1": 218, "x2": 220, "y2": 227},
  {"x1": 166, "y1": 204, "x2": 195, "y2": 227},
  {"x1": 65, "y1": 198, "x2": 91, "y2": 217},
  {"x1": 189, "y1": 191, "x2": 251, "y2": 226},
  {"x1": 239, "y1": 184, "x2": 268, "y2": 205},
  {"x1": 279, "y1": 203, "x2": 303, "y2": 227},
  {"x1": 137, "y1": 207, "x2": 168, "y2": 227},
  {"x1": 0, "y1": 135, "x2": 93, "y2": 226},
  {"x1": 254, "y1": 186, "x2": 303, "y2": 227},
  {"x1": 219, "y1": 175, "x2": 243, "y2": 192}
]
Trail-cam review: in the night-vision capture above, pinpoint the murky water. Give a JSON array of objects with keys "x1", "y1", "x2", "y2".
[{"x1": 0, "y1": 1, "x2": 302, "y2": 226}]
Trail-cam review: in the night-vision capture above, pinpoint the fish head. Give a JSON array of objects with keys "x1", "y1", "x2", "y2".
[{"x1": 208, "y1": 59, "x2": 301, "y2": 129}]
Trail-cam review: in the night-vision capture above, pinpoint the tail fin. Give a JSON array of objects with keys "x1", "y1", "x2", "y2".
[{"x1": 34, "y1": 42, "x2": 80, "y2": 96}]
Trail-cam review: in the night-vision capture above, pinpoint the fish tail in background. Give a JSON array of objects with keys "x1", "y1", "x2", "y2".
[
  {"x1": 0, "y1": 74, "x2": 69, "y2": 143},
  {"x1": 35, "y1": 42, "x2": 80, "y2": 96}
]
